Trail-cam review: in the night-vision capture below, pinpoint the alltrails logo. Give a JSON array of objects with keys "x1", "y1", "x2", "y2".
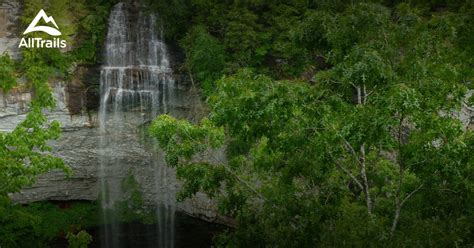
[{"x1": 18, "y1": 9, "x2": 67, "y2": 48}]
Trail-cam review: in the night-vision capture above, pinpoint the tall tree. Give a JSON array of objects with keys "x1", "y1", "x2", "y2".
[{"x1": 150, "y1": 2, "x2": 474, "y2": 246}]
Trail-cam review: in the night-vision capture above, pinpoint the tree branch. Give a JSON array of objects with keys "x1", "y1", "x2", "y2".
[
  {"x1": 359, "y1": 142, "x2": 373, "y2": 215},
  {"x1": 391, "y1": 182, "x2": 424, "y2": 235},
  {"x1": 333, "y1": 158, "x2": 364, "y2": 191},
  {"x1": 203, "y1": 149, "x2": 267, "y2": 202},
  {"x1": 176, "y1": 128, "x2": 267, "y2": 202},
  {"x1": 400, "y1": 183, "x2": 424, "y2": 208}
]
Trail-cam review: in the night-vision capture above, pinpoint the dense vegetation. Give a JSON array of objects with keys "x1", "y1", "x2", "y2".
[
  {"x1": 0, "y1": 0, "x2": 116, "y2": 246},
  {"x1": 1, "y1": 0, "x2": 473, "y2": 247},
  {"x1": 149, "y1": 0, "x2": 474, "y2": 246},
  {"x1": 0, "y1": 201, "x2": 98, "y2": 246}
]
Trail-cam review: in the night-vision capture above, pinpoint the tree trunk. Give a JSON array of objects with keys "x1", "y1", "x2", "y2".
[
  {"x1": 360, "y1": 142, "x2": 372, "y2": 215},
  {"x1": 391, "y1": 116, "x2": 405, "y2": 235},
  {"x1": 391, "y1": 203, "x2": 401, "y2": 234},
  {"x1": 391, "y1": 167, "x2": 403, "y2": 235},
  {"x1": 356, "y1": 85, "x2": 372, "y2": 215}
]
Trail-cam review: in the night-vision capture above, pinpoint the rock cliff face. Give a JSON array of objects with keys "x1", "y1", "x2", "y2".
[
  {"x1": 5, "y1": 79, "x2": 220, "y2": 222},
  {"x1": 0, "y1": 0, "x2": 224, "y2": 223},
  {"x1": 0, "y1": 0, "x2": 21, "y2": 59}
]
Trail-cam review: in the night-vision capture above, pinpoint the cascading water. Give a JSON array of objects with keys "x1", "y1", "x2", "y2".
[{"x1": 98, "y1": 2, "x2": 175, "y2": 247}]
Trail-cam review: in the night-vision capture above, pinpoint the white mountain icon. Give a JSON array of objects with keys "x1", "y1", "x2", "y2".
[{"x1": 23, "y1": 9, "x2": 61, "y2": 36}]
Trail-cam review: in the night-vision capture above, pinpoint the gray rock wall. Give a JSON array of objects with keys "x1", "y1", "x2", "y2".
[{"x1": 0, "y1": 0, "x2": 21, "y2": 59}]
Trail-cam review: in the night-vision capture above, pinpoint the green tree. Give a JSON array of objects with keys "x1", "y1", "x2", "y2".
[
  {"x1": 67, "y1": 230, "x2": 93, "y2": 248},
  {"x1": 223, "y1": 4, "x2": 262, "y2": 68},
  {"x1": 0, "y1": 54, "x2": 17, "y2": 92},
  {"x1": 181, "y1": 26, "x2": 226, "y2": 95},
  {"x1": 0, "y1": 33, "x2": 71, "y2": 248},
  {"x1": 1, "y1": 0, "x2": 115, "y2": 246},
  {"x1": 150, "y1": 2, "x2": 474, "y2": 246}
]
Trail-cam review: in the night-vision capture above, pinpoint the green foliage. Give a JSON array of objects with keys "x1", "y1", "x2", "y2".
[
  {"x1": 0, "y1": 1, "x2": 115, "y2": 246},
  {"x1": 148, "y1": 0, "x2": 474, "y2": 85},
  {"x1": 0, "y1": 54, "x2": 17, "y2": 92},
  {"x1": 21, "y1": 0, "x2": 115, "y2": 66},
  {"x1": 0, "y1": 108, "x2": 68, "y2": 195},
  {"x1": 4, "y1": 0, "x2": 117, "y2": 196},
  {"x1": 0, "y1": 201, "x2": 98, "y2": 247},
  {"x1": 1, "y1": 0, "x2": 473, "y2": 246},
  {"x1": 0, "y1": 1, "x2": 100, "y2": 244},
  {"x1": 150, "y1": 115, "x2": 226, "y2": 200},
  {"x1": 0, "y1": 197, "x2": 41, "y2": 247},
  {"x1": 72, "y1": 0, "x2": 116, "y2": 64},
  {"x1": 0, "y1": 44, "x2": 73, "y2": 199},
  {"x1": 143, "y1": 0, "x2": 190, "y2": 41},
  {"x1": 114, "y1": 171, "x2": 155, "y2": 224},
  {"x1": 67, "y1": 230, "x2": 93, "y2": 248},
  {"x1": 0, "y1": 50, "x2": 71, "y2": 199},
  {"x1": 148, "y1": 0, "x2": 333, "y2": 80},
  {"x1": 150, "y1": 115, "x2": 225, "y2": 166},
  {"x1": 468, "y1": 95, "x2": 474, "y2": 107},
  {"x1": 150, "y1": 1, "x2": 474, "y2": 244},
  {"x1": 223, "y1": 5, "x2": 262, "y2": 67},
  {"x1": 22, "y1": 0, "x2": 79, "y2": 46},
  {"x1": 181, "y1": 26, "x2": 226, "y2": 95}
]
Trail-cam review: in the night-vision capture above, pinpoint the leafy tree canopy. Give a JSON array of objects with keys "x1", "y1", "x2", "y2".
[{"x1": 150, "y1": 1, "x2": 474, "y2": 246}]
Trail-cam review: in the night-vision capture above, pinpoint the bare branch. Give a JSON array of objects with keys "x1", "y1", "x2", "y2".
[
  {"x1": 391, "y1": 182, "x2": 424, "y2": 235},
  {"x1": 359, "y1": 142, "x2": 373, "y2": 215},
  {"x1": 341, "y1": 138, "x2": 363, "y2": 167},
  {"x1": 333, "y1": 159, "x2": 364, "y2": 191},
  {"x1": 400, "y1": 183, "x2": 424, "y2": 207},
  {"x1": 437, "y1": 188, "x2": 458, "y2": 194},
  {"x1": 203, "y1": 149, "x2": 268, "y2": 202}
]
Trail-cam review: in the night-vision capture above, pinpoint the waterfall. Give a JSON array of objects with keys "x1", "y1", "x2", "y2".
[{"x1": 98, "y1": 2, "x2": 175, "y2": 247}]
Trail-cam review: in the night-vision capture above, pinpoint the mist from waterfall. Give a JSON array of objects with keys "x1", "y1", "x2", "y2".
[{"x1": 98, "y1": 2, "x2": 175, "y2": 247}]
